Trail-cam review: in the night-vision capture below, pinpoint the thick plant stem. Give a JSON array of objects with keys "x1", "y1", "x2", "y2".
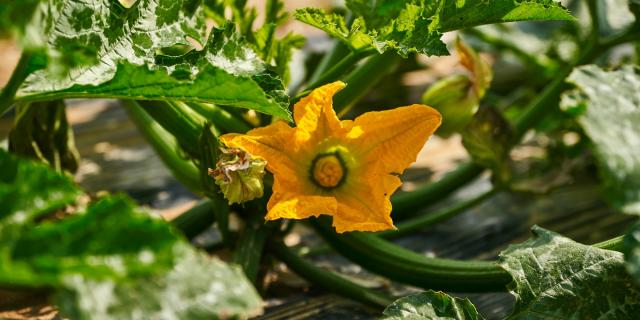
[
  {"x1": 124, "y1": 101, "x2": 202, "y2": 194},
  {"x1": 0, "y1": 52, "x2": 33, "y2": 116},
  {"x1": 186, "y1": 102, "x2": 251, "y2": 133},
  {"x1": 233, "y1": 213, "x2": 270, "y2": 284},
  {"x1": 295, "y1": 49, "x2": 375, "y2": 102},
  {"x1": 382, "y1": 188, "x2": 497, "y2": 239},
  {"x1": 136, "y1": 100, "x2": 205, "y2": 157},
  {"x1": 170, "y1": 200, "x2": 216, "y2": 240},
  {"x1": 307, "y1": 42, "x2": 351, "y2": 86},
  {"x1": 334, "y1": 52, "x2": 401, "y2": 115},
  {"x1": 392, "y1": 162, "x2": 484, "y2": 219},
  {"x1": 268, "y1": 240, "x2": 394, "y2": 309},
  {"x1": 311, "y1": 218, "x2": 511, "y2": 292}
]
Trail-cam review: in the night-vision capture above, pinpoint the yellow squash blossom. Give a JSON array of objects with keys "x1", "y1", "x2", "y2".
[{"x1": 221, "y1": 81, "x2": 441, "y2": 232}]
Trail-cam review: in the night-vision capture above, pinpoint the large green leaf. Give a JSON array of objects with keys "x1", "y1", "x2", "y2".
[
  {"x1": 499, "y1": 226, "x2": 640, "y2": 319},
  {"x1": 56, "y1": 244, "x2": 262, "y2": 320},
  {"x1": 9, "y1": 0, "x2": 291, "y2": 120},
  {"x1": 295, "y1": 7, "x2": 447, "y2": 57},
  {"x1": 561, "y1": 65, "x2": 640, "y2": 215},
  {"x1": 295, "y1": 0, "x2": 572, "y2": 57},
  {"x1": 0, "y1": 150, "x2": 262, "y2": 318},
  {"x1": 381, "y1": 290, "x2": 484, "y2": 320},
  {"x1": 0, "y1": 148, "x2": 80, "y2": 221},
  {"x1": 5, "y1": 196, "x2": 180, "y2": 285}
]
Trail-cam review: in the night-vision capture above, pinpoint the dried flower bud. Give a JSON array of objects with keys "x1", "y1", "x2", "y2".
[{"x1": 209, "y1": 147, "x2": 266, "y2": 205}]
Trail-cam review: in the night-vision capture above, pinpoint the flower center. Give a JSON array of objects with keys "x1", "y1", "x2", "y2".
[{"x1": 310, "y1": 152, "x2": 346, "y2": 189}]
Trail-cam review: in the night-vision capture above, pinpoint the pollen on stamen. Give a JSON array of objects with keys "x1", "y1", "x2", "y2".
[{"x1": 310, "y1": 153, "x2": 346, "y2": 189}]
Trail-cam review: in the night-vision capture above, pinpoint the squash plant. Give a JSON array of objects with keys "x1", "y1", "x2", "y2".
[{"x1": 1, "y1": 0, "x2": 640, "y2": 318}]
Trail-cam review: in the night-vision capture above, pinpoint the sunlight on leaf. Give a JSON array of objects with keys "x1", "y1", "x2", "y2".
[
  {"x1": 381, "y1": 290, "x2": 484, "y2": 320},
  {"x1": 499, "y1": 226, "x2": 640, "y2": 319}
]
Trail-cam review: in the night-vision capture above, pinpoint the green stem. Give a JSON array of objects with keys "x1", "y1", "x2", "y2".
[
  {"x1": 311, "y1": 218, "x2": 511, "y2": 292},
  {"x1": 334, "y1": 52, "x2": 402, "y2": 115},
  {"x1": 233, "y1": 213, "x2": 270, "y2": 283},
  {"x1": 593, "y1": 235, "x2": 624, "y2": 252},
  {"x1": 307, "y1": 42, "x2": 351, "y2": 86},
  {"x1": 295, "y1": 49, "x2": 375, "y2": 102},
  {"x1": 0, "y1": 52, "x2": 33, "y2": 116},
  {"x1": 382, "y1": 188, "x2": 497, "y2": 239},
  {"x1": 392, "y1": 162, "x2": 484, "y2": 219},
  {"x1": 186, "y1": 102, "x2": 251, "y2": 133},
  {"x1": 124, "y1": 101, "x2": 202, "y2": 194},
  {"x1": 137, "y1": 100, "x2": 205, "y2": 157},
  {"x1": 268, "y1": 240, "x2": 393, "y2": 309},
  {"x1": 170, "y1": 200, "x2": 216, "y2": 240}
]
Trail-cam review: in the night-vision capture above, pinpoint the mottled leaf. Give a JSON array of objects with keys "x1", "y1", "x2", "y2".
[
  {"x1": 11, "y1": 0, "x2": 291, "y2": 120},
  {"x1": 430, "y1": 0, "x2": 574, "y2": 32},
  {"x1": 381, "y1": 290, "x2": 484, "y2": 320},
  {"x1": 5, "y1": 196, "x2": 180, "y2": 285},
  {"x1": 296, "y1": 0, "x2": 572, "y2": 57},
  {"x1": 295, "y1": 7, "x2": 447, "y2": 58},
  {"x1": 0, "y1": 150, "x2": 262, "y2": 318},
  {"x1": 0, "y1": 148, "x2": 80, "y2": 222},
  {"x1": 57, "y1": 244, "x2": 263, "y2": 320},
  {"x1": 499, "y1": 226, "x2": 640, "y2": 319},
  {"x1": 560, "y1": 65, "x2": 640, "y2": 215}
]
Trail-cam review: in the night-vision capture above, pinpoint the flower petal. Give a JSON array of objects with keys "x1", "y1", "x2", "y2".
[
  {"x1": 332, "y1": 173, "x2": 402, "y2": 233},
  {"x1": 293, "y1": 81, "x2": 348, "y2": 145},
  {"x1": 220, "y1": 121, "x2": 298, "y2": 177},
  {"x1": 348, "y1": 104, "x2": 441, "y2": 175},
  {"x1": 267, "y1": 179, "x2": 337, "y2": 220}
]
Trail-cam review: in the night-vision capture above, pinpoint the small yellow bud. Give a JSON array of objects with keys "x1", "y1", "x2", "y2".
[{"x1": 209, "y1": 147, "x2": 266, "y2": 205}]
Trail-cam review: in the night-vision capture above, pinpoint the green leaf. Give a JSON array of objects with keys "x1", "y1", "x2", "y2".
[
  {"x1": 0, "y1": 149, "x2": 80, "y2": 221},
  {"x1": 6, "y1": 196, "x2": 180, "y2": 285},
  {"x1": 430, "y1": 0, "x2": 574, "y2": 32},
  {"x1": 381, "y1": 290, "x2": 484, "y2": 320},
  {"x1": 56, "y1": 244, "x2": 263, "y2": 320},
  {"x1": 11, "y1": 1, "x2": 291, "y2": 120},
  {"x1": 560, "y1": 65, "x2": 640, "y2": 215},
  {"x1": 296, "y1": 0, "x2": 573, "y2": 57},
  {"x1": 9, "y1": 100, "x2": 80, "y2": 173},
  {"x1": 499, "y1": 226, "x2": 640, "y2": 319},
  {"x1": 0, "y1": 150, "x2": 262, "y2": 318},
  {"x1": 295, "y1": 7, "x2": 447, "y2": 58}
]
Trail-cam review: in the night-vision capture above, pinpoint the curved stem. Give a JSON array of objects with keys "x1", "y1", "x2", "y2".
[
  {"x1": 268, "y1": 240, "x2": 393, "y2": 309},
  {"x1": 593, "y1": 235, "x2": 624, "y2": 252},
  {"x1": 334, "y1": 51, "x2": 401, "y2": 116},
  {"x1": 311, "y1": 218, "x2": 511, "y2": 292},
  {"x1": 0, "y1": 52, "x2": 33, "y2": 116},
  {"x1": 186, "y1": 102, "x2": 251, "y2": 133},
  {"x1": 295, "y1": 49, "x2": 375, "y2": 102},
  {"x1": 124, "y1": 101, "x2": 202, "y2": 195},
  {"x1": 170, "y1": 200, "x2": 216, "y2": 240},
  {"x1": 392, "y1": 162, "x2": 484, "y2": 219},
  {"x1": 382, "y1": 188, "x2": 497, "y2": 239}
]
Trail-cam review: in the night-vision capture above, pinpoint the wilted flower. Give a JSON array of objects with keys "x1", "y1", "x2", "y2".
[{"x1": 209, "y1": 147, "x2": 266, "y2": 205}]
